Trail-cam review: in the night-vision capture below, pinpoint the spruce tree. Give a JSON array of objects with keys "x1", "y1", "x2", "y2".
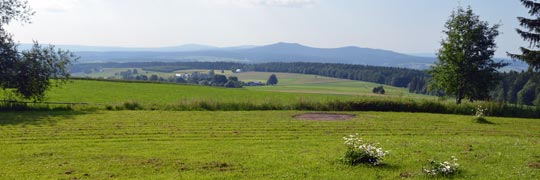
[{"x1": 508, "y1": 0, "x2": 540, "y2": 72}]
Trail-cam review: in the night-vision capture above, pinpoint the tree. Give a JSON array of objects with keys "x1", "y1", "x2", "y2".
[
  {"x1": 211, "y1": 74, "x2": 228, "y2": 86},
  {"x1": 517, "y1": 79, "x2": 538, "y2": 105},
  {"x1": 149, "y1": 74, "x2": 159, "y2": 81},
  {"x1": 0, "y1": 0, "x2": 76, "y2": 101},
  {"x1": 228, "y1": 76, "x2": 238, "y2": 82},
  {"x1": 508, "y1": 0, "x2": 540, "y2": 72},
  {"x1": 429, "y1": 7, "x2": 506, "y2": 104},
  {"x1": 175, "y1": 77, "x2": 187, "y2": 83},
  {"x1": 372, "y1": 86, "x2": 385, "y2": 94},
  {"x1": 267, "y1": 74, "x2": 278, "y2": 85}
]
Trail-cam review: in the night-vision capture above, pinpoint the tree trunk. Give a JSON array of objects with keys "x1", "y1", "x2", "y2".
[{"x1": 456, "y1": 86, "x2": 464, "y2": 104}]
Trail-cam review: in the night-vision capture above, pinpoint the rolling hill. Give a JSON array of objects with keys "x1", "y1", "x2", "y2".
[
  {"x1": 23, "y1": 42, "x2": 527, "y2": 70},
  {"x1": 49, "y1": 42, "x2": 436, "y2": 69}
]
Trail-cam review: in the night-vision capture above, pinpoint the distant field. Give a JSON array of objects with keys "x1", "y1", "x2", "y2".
[
  {"x1": 72, "y1": 68, "x2": 234, "y2": 79},
  {"x1": 234, "y1": 72, "x2": 433, "y2": 99},
  {"x1": 74, "y1": 68, "x2": 433, "y2": 99},
  {"x1": 42, "y1": 80, "x2": 350, "y2": 105},
  {"x1": 1, "y1": 111, "x2": 539, "y2": 179}
]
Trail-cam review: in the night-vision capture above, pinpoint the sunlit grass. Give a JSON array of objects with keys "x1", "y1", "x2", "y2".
[{"x1": 0, "y1": 111, "x2": 538, "y2": 179}]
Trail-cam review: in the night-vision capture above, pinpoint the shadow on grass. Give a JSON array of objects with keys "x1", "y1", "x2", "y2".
[
  {"x1": 335, "y1": 160, "x2": 401, "y2": 171},
  {"x1": 475, "y1": 117, "x2": 496, "y2": 125},
  {"x1": 0, "y1": 110, "x2": 92, "y2": 126}
]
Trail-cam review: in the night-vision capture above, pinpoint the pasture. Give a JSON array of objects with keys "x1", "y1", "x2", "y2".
[
  {"x1": 73, "y1": 68, "x2": 432, "y2": 99},
  {"x1": 1, "y1": 111, "x2": 539, "y2": 179}
]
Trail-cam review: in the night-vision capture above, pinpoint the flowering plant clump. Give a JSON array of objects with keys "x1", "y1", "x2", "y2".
[
  {"x1": 474, "y1": 105, "x2": 488, "y2": 119},
  {"x1": 423, "y1": 156, "x2": 460, "y2": 176},
  {"x1": 341, "y1": 133, "x2": 389, "y2": 166}
]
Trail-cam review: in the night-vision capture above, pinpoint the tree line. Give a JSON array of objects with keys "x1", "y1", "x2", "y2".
[
  {"x1": 408, "y1": 71, "x2": 540, "y2": 105},
  {"x1": 73, "y1": 61, "x2": 429, "y2": 89}
]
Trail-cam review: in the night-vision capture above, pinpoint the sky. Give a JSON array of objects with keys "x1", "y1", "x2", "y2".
[{"x1": 5, "y1": 0, "x2": 532, "y2": 57}]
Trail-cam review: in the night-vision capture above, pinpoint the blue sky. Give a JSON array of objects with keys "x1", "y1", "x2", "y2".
[{"x1": 5, "y1": 0, "x2": 531, "y2": 57}]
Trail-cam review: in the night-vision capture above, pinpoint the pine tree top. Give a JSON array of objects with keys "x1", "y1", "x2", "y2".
[{"x1": 522, "y1": 0, "x2": 540, "y2": 16}]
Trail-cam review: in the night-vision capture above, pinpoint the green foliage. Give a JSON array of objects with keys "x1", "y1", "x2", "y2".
[
  {"x1": 228, "y1": 76, "x2": 238, "y2": 82},
  {"x1": 430, "y1": 7, "x2": 506, "y2": 104},
  {"x1": 141, "y1": 66, "x2": 188, "y2": 73},
  {"x1": 0, "y1": 0, "x2": 34, "y2": 25},
  {"x1": 211, "y1": 74, "x2": 228, "y2": 86},
  {"x1": 224, "y1": 76, "x2": 242, "y2": 88},
  {"x1": 0, "y1": 1, "x2": 76, "y2": 102},
  {"x1": 13, "y1": 43, "x2": 75, "y2": 101},
  {"x1": 517, "y1": 79, "x2": 538, "y2": 105},
  {"x1": 508, "y1": 0, "x2": 540, "y2": 72},
  {"x1": 267, "y1": 74, "x2": 278, "y2": 85},
  {"x1": 423, "y1": 156, "x2": 460, "y2": 176},
  {"x1": 121, "y1": 100, "x2": 143, "y2": 110},
  {"x1": 372, "y1": 86, "x2": 385, "y2": 94},
  {"x1": 149, "y1": 74, "x2": 159, "y2": 81},
  {"x1": 341, "y1": 133, "x2": 388, "y2": 166}
]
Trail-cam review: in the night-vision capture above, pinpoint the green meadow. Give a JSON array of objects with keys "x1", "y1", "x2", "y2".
[
  {"x1": 234, "y1": 72, "x2": 432, "y2": 99},
  {"x1": 75, "y1": 68, "x2": 432, "y2": 99},
  {"x1": 1, "y1": 72, "x2": 539, "y2": 179},
  {"x1": 1, "y1": 111, "x2": 539, "y2": 179}
]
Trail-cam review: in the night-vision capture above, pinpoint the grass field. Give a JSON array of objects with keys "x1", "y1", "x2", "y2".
[
  {"x1": 234, "y1": 72, "x2": 432, "y2": 99},
  {"x1": 2, "y1": 79, "x2": 538, "y2": 117},
  {"x1": 43, "y1": 79, "x2": 352, "y2": 105},
  {"x1": 1, "y1": 111, "x2": 539, "y2": 179},
  {"x1": 74, "y1": 68, "x2": 432, "y2": 99}
]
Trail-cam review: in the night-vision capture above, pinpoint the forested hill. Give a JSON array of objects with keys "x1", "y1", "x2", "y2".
[
  {"x1": 32, "y1": 42, "x2": 528, "y2": 71},
  {"x1": 59, "y1": 42, "x2": 436, "y2": 69}
]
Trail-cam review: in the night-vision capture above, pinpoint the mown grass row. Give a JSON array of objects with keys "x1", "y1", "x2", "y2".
[
  {"x1": 3, "y1": 98, "x2": 539, "y2": 118},
  {"x1": 1, "y1": 111, "x2": 539, "y2": 179}
]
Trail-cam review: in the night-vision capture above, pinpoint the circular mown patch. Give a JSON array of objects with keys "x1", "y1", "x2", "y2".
[{"x1": 293, "y1": 113, "x2": 355, "y2": 121}]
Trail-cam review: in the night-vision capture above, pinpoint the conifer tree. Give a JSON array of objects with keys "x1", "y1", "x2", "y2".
[{"x1": 508, "y1": 0, "x2": 540, "y2": 72}]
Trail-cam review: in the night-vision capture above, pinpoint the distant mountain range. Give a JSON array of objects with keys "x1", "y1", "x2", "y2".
[{"x1": 19, "y1": 42, "x2": 528, "y2": 71}]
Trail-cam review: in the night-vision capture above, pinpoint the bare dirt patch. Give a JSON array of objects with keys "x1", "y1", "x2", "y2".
[{"x1": 293, "y1": 113, "x2": 355, "y2": 121}]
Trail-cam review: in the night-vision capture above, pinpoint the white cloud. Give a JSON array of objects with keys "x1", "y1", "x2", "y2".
[
  {"x1": 28, "y1": 0, "x2": 80, "y2": 13},
  {"x1": 215, "y1": 0, "x2": 316, "y2": 8}
]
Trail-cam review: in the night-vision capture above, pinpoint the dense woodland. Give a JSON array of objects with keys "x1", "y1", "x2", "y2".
[
  {"x1": 409, "y1": 72, "x2": 540, "y2": 105},
  {"x1": 73, "y1": 61, "x2": 540, "y2": 106}
]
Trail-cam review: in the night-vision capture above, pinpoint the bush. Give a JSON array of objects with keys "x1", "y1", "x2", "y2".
[
  {"x1": 423, "y1": 156, "x2": 460, "y2": 176},
  {"x1": 341, "y1": 133, "x2": 389, "y2": 166},
  {"x1": 372, "y1": 86, "x2": 385, "y2": 94},
  {"x1": 122, "y1": 101, "x2": 142, "y2": 110}
]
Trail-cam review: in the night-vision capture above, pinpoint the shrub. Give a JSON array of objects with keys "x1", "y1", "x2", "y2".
[
  {"x1": 474, "y1": 104, "x2": 487, "y2": 119},
  {"x1": 372, "y1": 86, "x2": 385, "y2": 94},
  {"x1": 423, "y1": 156, "x2": 460, "y2": 176},
  {"x1": 474, "y1": 104, "x2": 493, "y2": 123},
  {"x1": 341, "y1": 133, "x2": 389, "y2": 166},
  {"x1": 123, "y1": 101, "x2": 143, "y2": 110}
]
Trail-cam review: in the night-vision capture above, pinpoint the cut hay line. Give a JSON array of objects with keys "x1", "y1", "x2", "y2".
[{"x1": 293, "y1": 113, "x2": 356, "y2": 121}]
